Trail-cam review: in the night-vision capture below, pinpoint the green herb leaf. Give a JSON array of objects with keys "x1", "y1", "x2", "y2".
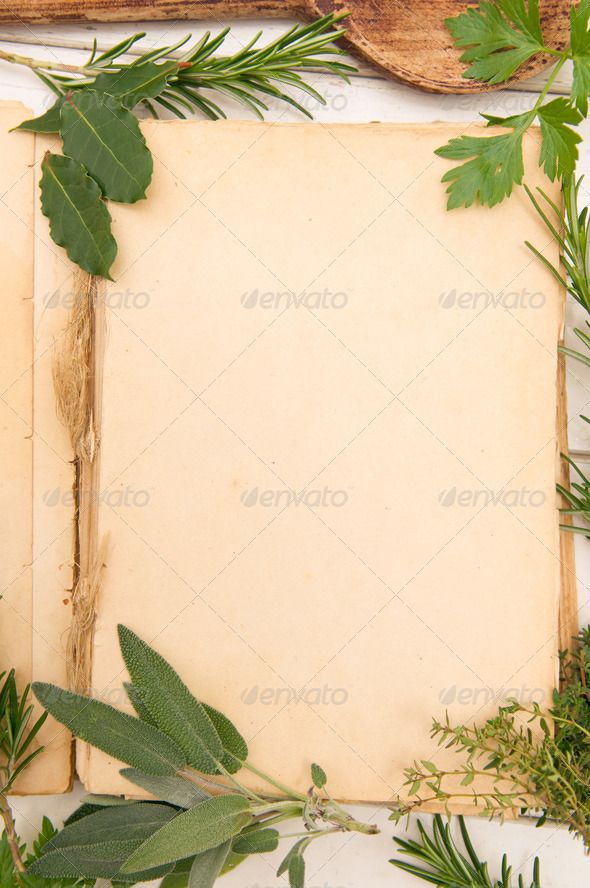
[
  {"x1": 232, "y1": 828, "x2": 279, "y2": 855},
  {"x1": 15, "y1": 96, "x2": 65, "y2": 133},
  {"x1": 120, "y1": 767, "x2": 210, "y2": 807},
  {"x1": 92, "y1": 60, "x2": 180, "y2": 107},
  {"x1": 124, "y1": 681, "x2": 157, "y2": 724},
  {"x1": 117, "y1": 625, "x2": 226, "y2": 773},
  {"x1": 188, "y1": 841, "x2": 231, "y2": 888},
  {"x1": 435, "y1": 130, "x2": 525, "y2": 208},
  {"x1": 288, "y1": 852, "x2": 305, "y2": 888},
  {"x1": 277, "y1": 839, "x2": 310, "y2": 879},
  {"x1": 570, "y1": 0, "x2": 590, "y2": 115},
  {"x1": 202, "y1": 702, "x2": 248, "y2": 772},
  {"x1": 445, "y1": 0, "x2": 545, "y2": 84},
  {"x1": 121, "y1": 795, "x2": 251, "y2": 873},
  {"x1": 60, "y1": 90, "x2": 153, "y2": 203},
  {"x1": 537, "y1": 98, "x2": 583, "y2": 179},
  {"x1": 33, "y1": 682, "x2": 186, "y2": 775},
  {"x1": 39, "y1": 152, "x2": 117, "y2": 278},
  {"x1": 27, "y1": 803, "x2": 176, "y2": 882},
  {"x1": 161, "y1": 857, "x2": 195, "y2": 888},
  {"x1": 391, "y1": 815, "x2": 542, "y2": 888},
  {"x1": 311, "y1": 762, "x2": 327, "y2": 789}
]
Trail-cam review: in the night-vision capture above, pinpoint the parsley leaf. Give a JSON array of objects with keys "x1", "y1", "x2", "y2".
[
  {"x1": 435, "y1": 128, "x2": 525, "y2": 208},
  {"x1": 437, "y1": 0, "x2": 588, "y2": 209},
  {"x1": 537, "y1": 97, "x2": 583, "y2": 179},
  {"x1": 446, "y1": 0, "x2": 546, "y2": 85},
  {"x1": 570, "y1": 0, "x2": 590, "y2": 114}
]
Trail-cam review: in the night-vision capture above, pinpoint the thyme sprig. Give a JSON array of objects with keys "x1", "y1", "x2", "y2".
[{"x1": 389, "y1": 628, "x2": 590, "y2": 851}]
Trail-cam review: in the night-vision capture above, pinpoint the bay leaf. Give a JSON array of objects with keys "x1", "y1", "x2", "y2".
[
  {"x1": 60, "y1": 90, "x2": 153, "y2": 203},
  {"x1": 39, "y1": 152, "x2": 117, "y2": 279}
]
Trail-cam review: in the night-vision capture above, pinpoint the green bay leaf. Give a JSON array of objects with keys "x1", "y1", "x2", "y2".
[
  {"x1": 39, "y1": 152, "x2": 117, "y2": 278},
  {"x1": 60, "y1": 90, "x2": 153, "y2": 203},
  {"x1": 121, "y1": 795, "x2": 251, "y2": 873},
  {"x1": 15, "y1": 96, "x2": 65, "y2": 133}
]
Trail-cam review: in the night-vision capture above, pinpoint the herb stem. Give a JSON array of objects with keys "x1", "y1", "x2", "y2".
[
  {"x1": 0, "y1": 791, "x2": 24, "y2": 874},
  {"x1": 526, "y1": 54, "x2": 568, "y2": 123},
  {"x1": 243, "y1": 761, "x2": 308, "y2": 802}
]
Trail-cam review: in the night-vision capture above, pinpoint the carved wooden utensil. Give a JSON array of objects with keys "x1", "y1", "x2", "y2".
[{"x1": 0, "y1": 0, "x2": 570, "y2": 94}]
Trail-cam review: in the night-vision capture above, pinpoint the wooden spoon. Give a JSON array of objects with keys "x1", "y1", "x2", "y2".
[{"x1": 0, "y1": 0, "x2": 571, "y2": 94}]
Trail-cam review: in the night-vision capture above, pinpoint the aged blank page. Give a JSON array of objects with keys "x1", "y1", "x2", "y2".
[
  {"x1": 0, "y1": 104, "x2": 73, "y2": 793},
  {"x1": 74, "y1": 121, "x2": 564, "y2": 801}
]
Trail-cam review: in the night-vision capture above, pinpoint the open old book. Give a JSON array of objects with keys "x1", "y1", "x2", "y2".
[{"x1": 0, "y1": 101, "x2": 577, "y2": 802}]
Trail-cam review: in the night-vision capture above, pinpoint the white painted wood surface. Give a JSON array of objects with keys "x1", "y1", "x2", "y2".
[{"x1": 2, "y1": 18, "x2": 589, "y2": 887}]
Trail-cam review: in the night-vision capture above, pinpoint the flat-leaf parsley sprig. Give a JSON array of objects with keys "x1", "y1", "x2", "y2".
[{"x1": 435, "y1": 0, "x2": 590, "y2": 208}]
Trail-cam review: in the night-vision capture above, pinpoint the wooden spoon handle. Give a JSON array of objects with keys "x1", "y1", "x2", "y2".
[{"x1": 0, "y1": 0, "x2": 311, "y2": 23}]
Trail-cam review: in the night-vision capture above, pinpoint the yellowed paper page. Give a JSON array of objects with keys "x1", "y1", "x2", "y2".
[
  {"x1": 0, "y1": 106, "x2": 73, "y2": 792},
  {"x1": 0, "y1": 104, "x2": 35, "y2": 791},
  {"x1": 84, "y1": 121, "x2": 564, "y2": 803}
]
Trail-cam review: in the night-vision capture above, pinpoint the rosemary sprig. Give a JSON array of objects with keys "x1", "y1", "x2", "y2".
[
  {"x1": 391, "y1": 815, "x2": 541, "y2": 888},
  {"x1": 2, "y1": 14, "x2": 354, "y2": 279},
  {"x1": 4, "y1": 15, "x2": 354, "y2": 121},
  {"x1": 0, "y1": 670, "x2": 47, "y2": 877},
  {"x1": 525, "y1": 175, "x2": 590, "y2": 534}
]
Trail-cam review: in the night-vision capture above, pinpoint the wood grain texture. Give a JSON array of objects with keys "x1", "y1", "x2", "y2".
[{"x1": 0, "y1": 0, "x2": 571, "y2": 94}]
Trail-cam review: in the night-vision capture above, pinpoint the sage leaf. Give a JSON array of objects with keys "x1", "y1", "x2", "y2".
[
  {"x1": 92, "y1": 61, "x2": 180, "y2": 108},
  {"x1": 15, "y1": 96, "x2": 65, "y2": 133},
  {"x1": 161, "y1": 857, "x2": 195, "y2": 888},
  {"x1": 39, "y1": 152, "x2": 117, "y2": 279},
  {"x1": 117, "y1": 625, "x2": 225, "y2": 773},
  {"x1": 64, "y1": 803, "x2": 104, "y2": 826},
  {"x1": 311, "y1": 763, "x2": 326, "y2": 789},
  {"x1": 121, "y1": 795, "x2": 251, "y2": 873},
  {"x1": 277, "y1": 839, "x2": 311, "y2": 878},
  {"x1": 289, "y1": 853, "x2": 305, "y2": 888},
  {"x1": 220, "y1": 851, "x2": 248, "y2": 875},
  {"x1": 60, "y1": 90, "x2": 153, "y2": 203},
  {"x1": 120, "y1": 767, "x2": 210, "y2": 807},
  {"x1": 188, "y1": 841, "x2": 231, "y2": 888},
  {"x1": 82, "y1": 794, "x2": 136, "y2": 807},
  {"x1": 232, "y1": 827, "x2": 279, "y2": 855},
  {"x1": 33, "y1": 682, "x2": 186, "y2": 775},
  {"x1": 202, "y1": 702, "x2": 248, "y2": 773},
  {"x1": 125, "y1": 681, "x2": 157, "y2": 724},
  {"x1": 28, "y1": 803, "x2": 176, "y2": 882}
]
